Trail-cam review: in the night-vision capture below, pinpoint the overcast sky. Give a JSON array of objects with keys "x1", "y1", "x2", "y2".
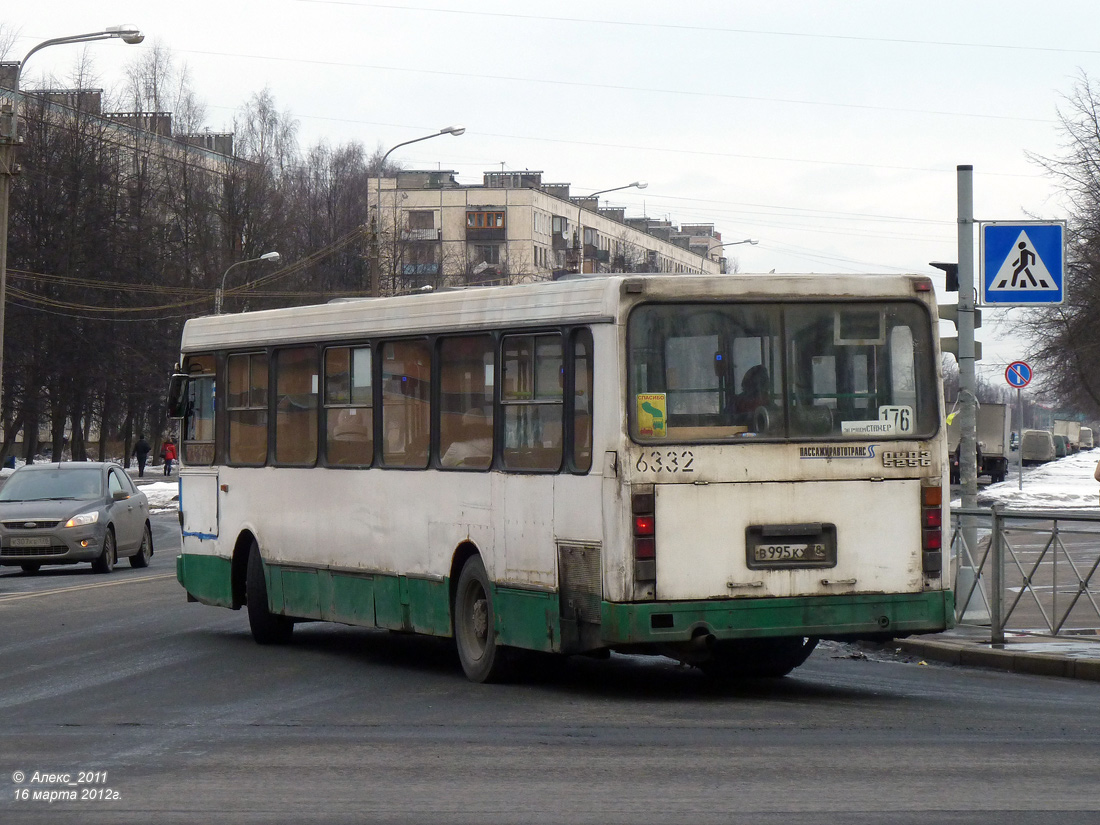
[{"x1": 5, "y1": 1, "x2": 1100, "y2": 388}]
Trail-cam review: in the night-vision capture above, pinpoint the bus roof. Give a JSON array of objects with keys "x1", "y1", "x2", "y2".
[{"x1": 180, "y1": 273, "x2": 933, "y2": 351}]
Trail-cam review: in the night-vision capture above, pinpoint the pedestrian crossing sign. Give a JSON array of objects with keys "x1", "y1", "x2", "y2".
[{"x1": 981, "y1": 221, "x2": 1064, "y2": 306}]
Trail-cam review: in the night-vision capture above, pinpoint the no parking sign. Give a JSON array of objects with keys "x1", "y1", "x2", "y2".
[{"x1": 1005, "y1": 361, "x2": 1032, "y2": 389}]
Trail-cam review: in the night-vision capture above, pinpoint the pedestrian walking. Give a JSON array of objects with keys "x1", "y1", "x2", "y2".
[
  {"x1": 133, "y1": 434, "x2": 151, "y2": 478},
  {"x1": 162, "y1": 438, "x2": 178, "y2": 476}
]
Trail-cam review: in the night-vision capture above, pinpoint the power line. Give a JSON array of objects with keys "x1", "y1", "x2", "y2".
[
  {"x1": 181, "y1": 47, "x2": 1056, "y2": 126},
  {"x1": 294, "y1": 1, "x2": 1100, "y2": 56}
]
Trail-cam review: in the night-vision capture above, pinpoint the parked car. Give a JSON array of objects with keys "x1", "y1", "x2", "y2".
[
  {"x1": 1053, "y1": 434, "x2": 1069, "y2": 458},
  {"x1": 1020, "y1": 429, "x2": 1056, "y2": 466},
  {"x1": 0, "y1": 462, "x2": 152, "y2": 574}
]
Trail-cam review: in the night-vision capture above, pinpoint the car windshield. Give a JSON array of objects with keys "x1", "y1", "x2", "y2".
[{"x1": 0, "y1": 468, "x2": 103, "y2": 502}]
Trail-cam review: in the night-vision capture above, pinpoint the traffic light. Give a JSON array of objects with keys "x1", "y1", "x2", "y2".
[
  {"x1": 940, "y1": 338, "x2": 982, "y2": 360},
  {"x1": 938, "y1": 304, "x2": 981, "y2": 329},
  {"x1": 930, "y1": 261, "x2": 959, "y2": 292}
]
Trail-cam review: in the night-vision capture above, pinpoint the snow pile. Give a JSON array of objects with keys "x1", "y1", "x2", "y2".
[
  {"x1": 974, "y1": 448, "x2": 1100, "y2": 511},
  {"x1": 141, "y1": 480, "x2": 180, "y2": 513}
]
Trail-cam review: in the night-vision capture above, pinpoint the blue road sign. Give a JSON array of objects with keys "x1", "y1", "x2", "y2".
[
  {"x1": 981, "y1": 222, "x2": 1064, "y2": 306},
  {"x1": 1005, "y1": 360, "x2": 1032, "y2": 389}
]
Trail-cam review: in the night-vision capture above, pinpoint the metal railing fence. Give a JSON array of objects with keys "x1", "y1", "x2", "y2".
[{"x1": 951, "y1": 506, "x2": 1100, "y2": 644}]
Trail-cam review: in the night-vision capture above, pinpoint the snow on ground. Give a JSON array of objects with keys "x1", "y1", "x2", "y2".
[
  {"x1": 970, "y1": 448, "x2": 1100, "y2": 511},
  {"x1": 141, "y1": 480, "x2": 180, "y2": 513}
]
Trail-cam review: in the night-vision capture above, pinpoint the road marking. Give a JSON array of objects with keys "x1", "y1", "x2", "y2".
[{"x1": 0, "y1": 572, "x2": 176, "y2": 603}]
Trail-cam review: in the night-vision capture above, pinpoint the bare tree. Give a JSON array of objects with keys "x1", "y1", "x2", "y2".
[
  {"x1": 1019, "y1": 70, "x2": 1100, "y2": 415},
  {"x1": 123, "y1": 41, "x2": 207, "y2": 132},
  {"x1": 0, "y1": 24, "x2": 17, "y2": 61}
]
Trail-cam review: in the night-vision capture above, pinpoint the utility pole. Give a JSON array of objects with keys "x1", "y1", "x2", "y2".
[
  {"x1": 956, "y1": 165, "x2": 989, "y2": 624},
  {"x1": 0, "y1": 97, "x2": 17, "y2": 432},
  {"x1": 957, "y1": 165, "x2": 978, "y2": 512}
]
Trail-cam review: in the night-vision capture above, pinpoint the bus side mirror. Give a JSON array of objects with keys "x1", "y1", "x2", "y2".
[{"x1": 166, "y1": 373, "x2": 189, "y2": 419}]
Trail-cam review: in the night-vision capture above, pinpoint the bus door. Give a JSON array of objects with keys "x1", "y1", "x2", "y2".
[{"x1": 170, "y1": 355, "x2": 219, "y2": 542}]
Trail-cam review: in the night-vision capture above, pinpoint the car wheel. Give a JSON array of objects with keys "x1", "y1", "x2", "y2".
[
  {"x1": 454, "y1": 555, "x2": 513, "y2": 683},
  {"x1": 129, "y1": 524, "x2": 152, "y2": 568},
  {"x1": 91, "y1": 529, "x2": 116, "y2": 574},
  {"x1": 246, "y1": 541, "x2": 293, "y2": 645},
  {"x1": 20, "y1": 563, "x2": 40, "y2": 574}
]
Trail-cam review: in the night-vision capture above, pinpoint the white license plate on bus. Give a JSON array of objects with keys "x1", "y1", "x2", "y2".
[
  {"x1": 752, "y1": 543, "x2": 825, "y2": 563},
  {"x1": 746, "y1": 523, "x2": 837, "y2": 570},
  {"x1": 9, "y1": 536, "x2": 50, "y2": 548}
]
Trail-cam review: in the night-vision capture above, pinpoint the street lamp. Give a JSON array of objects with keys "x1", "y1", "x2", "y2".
[
  {"x1": 712, "y1": 238, "x2": 758, "y2": 256},
  {"x1": 215, "y1": 251, "x2": 281, "y2": 314},
  {"x1": 711, "y1": 238, "x2": 758, "y2": 273},
  {"x1": 370, "y1": 125, "x2": 465, "y2": 297},
  {"x1": 575, "y1": 180, "x2": 647, "y2": 275},
  {"x1": 0, "y1": 25, "x2": 144, "y2": 430}
]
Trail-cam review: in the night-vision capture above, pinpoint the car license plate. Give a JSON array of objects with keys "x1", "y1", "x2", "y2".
[{"x1": 9, "y1": 536, "x2": 50, "y2": 548}]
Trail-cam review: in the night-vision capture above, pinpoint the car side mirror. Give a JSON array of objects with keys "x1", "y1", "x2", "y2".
[{"x1": 113, "y1": 490, "x2": 129, "y2": 501}]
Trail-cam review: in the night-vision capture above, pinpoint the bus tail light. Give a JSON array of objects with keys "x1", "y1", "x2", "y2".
[
  {"x1": 632, "y1": 489, "x2": 656, "y2": 582},
  {"x1": 921, "y1": 484, "x2": 942, "y2": 575}
]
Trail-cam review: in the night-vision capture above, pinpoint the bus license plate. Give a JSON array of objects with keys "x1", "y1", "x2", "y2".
[
  {"x1": 746, "y1": 523, "x2": 837, "y2": 570},
  {"x1": 752, "y1": 543, "x2": 826, "y2": 564},
  {"x1": 9, "y1": 536, "x2": 50, "y2": 548}
]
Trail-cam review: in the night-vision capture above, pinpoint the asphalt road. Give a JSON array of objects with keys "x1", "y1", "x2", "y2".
[{"x1": 2, "y1": 514, "x2": 1099, "y2": 824}]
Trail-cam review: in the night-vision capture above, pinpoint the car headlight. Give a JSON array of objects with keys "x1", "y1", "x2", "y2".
[{"x1": 64, "y1": 511, "x2": 100, "y2": 528}]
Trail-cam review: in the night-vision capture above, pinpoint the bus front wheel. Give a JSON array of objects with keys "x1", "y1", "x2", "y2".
[
  {"x1": 454, "y1": 556, "x2": 510, "y2": 683},
  {"x1": 246, "y1": 542, "x2": 294, "y2": 645}
]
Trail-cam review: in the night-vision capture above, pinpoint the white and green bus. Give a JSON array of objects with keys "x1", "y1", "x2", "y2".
[{"x1": 169, "y1": 274, "x2": 952, "y2": 682}]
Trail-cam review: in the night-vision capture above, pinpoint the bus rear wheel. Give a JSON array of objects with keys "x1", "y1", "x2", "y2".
[
  {"x1": 454, "y1": 555, "x2": 511, "y2": 683},
  {"x1": 699, "y1": 637, "x2": 818, "y2": 679},
  {"x1": 246, "y1": 542, "x2": 294, "y2": 645}
]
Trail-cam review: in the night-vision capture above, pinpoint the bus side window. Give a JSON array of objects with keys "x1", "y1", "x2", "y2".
[
  {"x1": 181, "y1": 354, "x2": 215, "y2": 466},
  {"x1": 571, "y1": 329, "x2": 593, "y2": 473},
  {"x1": 274, "y1": 347, "x2": 318, "y2": 466},
  {"x1": 439, "y1": 335, "x2": 494, "y2": 470},
  {"x1": 227, "y1": 351, "x2": 268, "y2": 466},
  {"x1": 382, "y1": 340, "x2": 431, "y2": 468},
  {"x1": 324, "y1": 346, "x2": 373, "y2": 467},
  {"x1": 501, "y1": 333, "x2": 563, "y2": 472}
]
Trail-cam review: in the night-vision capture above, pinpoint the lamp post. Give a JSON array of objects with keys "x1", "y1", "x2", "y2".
[
  {"x1": 370, "y1": 125, "x2": 465, "y2": 297},
  {"x1": 574, "y1": 181, "x2": 647, "y2": 275},
  {"x1": 713, "y1": 239, "x2": 759, "y2": 250},
  {"x1": 215, "y1": 251, "x2": 281, "y2": 314},
  {"x1": 710, "y1": 238, "x2": 758, "y2": 273},
  {"x1": 0, "y1": 25, "x2": 144, "y2": 430}
]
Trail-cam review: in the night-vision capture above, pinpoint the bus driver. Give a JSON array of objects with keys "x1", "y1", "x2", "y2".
[{"x1": 732, "y1": 364, "x2": 770, "y2": 427}]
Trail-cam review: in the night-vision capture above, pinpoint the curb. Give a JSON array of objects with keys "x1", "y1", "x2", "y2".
[{"x1": 897, "y1": 638, "x2": 1100, "y2": 682}]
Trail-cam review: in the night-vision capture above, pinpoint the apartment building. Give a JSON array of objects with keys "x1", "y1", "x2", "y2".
[{"x1": 368, "y1": 169, "x2": 726, "y2": 292}]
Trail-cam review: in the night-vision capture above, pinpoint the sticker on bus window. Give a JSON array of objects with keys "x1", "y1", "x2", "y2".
[
  {"x1": 637, "y1": 393, "x2": 667, "y2": 438},
  {"x1": 839, "y1": 406, "x2": 914, "y2": 437},
  {"x1": 878, "y1": 405, "x2": 913, "y2": 434},
  {"x1": 841, "y1": 419, "x2": 896, "y2": 436}
]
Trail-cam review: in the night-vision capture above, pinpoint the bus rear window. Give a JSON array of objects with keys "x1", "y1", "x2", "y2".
[{"x1": 628, "y1": 302, "x2": 937, "y2": 442}]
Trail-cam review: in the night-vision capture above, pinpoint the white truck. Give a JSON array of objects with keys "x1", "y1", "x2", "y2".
[
  {"x1": 1081, "y1": 427, "x2": 1094, "y2": 450},
  {"x1": 948, "y1": 402, "x2": 1012, "y2": 483},
  {"x1": 1053, "y1": 419, "x2": 1082, "y2": 453}
]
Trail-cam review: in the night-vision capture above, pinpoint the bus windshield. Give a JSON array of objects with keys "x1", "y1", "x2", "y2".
[{"x1": 628, "y1": 300, "x2": 938, "y2": 442}]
